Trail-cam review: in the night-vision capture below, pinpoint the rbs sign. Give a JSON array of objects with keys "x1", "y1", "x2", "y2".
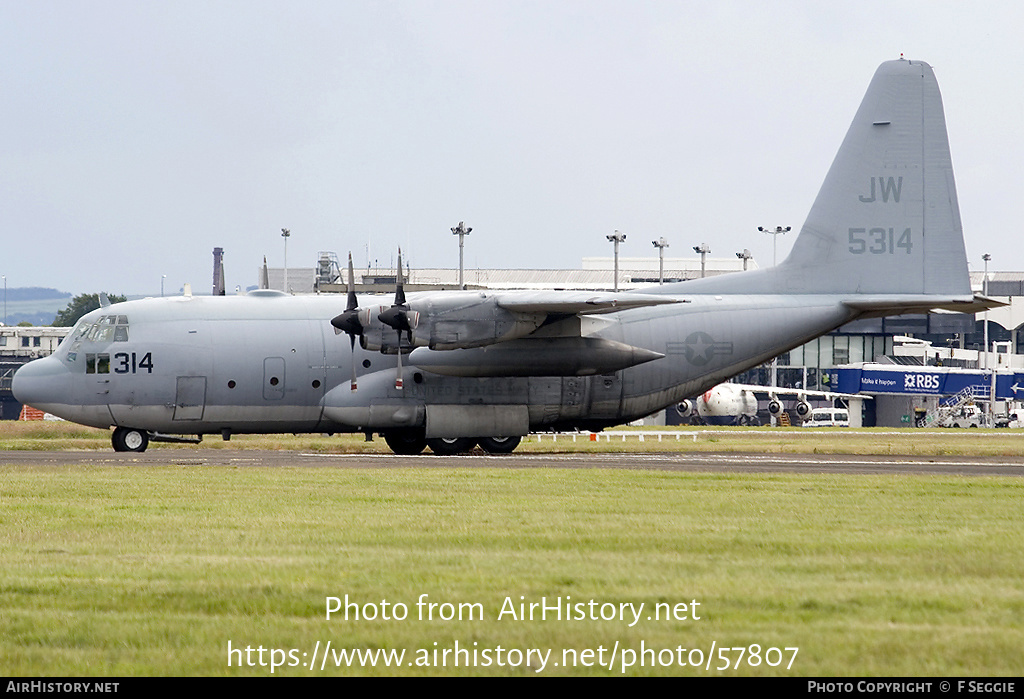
[{"x1": 904, "y1": 373, "x2": 942, "y2": 392}]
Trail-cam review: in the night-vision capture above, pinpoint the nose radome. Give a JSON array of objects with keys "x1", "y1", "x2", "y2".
[{"x1": 11, "y1": 357, "x2": 69, "y2": 409}]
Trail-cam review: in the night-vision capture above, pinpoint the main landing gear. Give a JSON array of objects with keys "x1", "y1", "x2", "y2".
[
  {"x1": 112, "y1": 426, "x2": 150, "y2": 453},
  {"x1": 382, "y1": 430, "x2": 522, "y2": 455}
]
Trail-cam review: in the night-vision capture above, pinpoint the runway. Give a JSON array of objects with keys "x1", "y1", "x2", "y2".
[{"x1": 2, "y1": 449, "x2": 1023, "y2": 476}]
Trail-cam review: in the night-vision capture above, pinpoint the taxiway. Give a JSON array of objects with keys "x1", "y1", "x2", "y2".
[{"x1": 2, "y1": 449, "x2": 1022, "y2": 477}]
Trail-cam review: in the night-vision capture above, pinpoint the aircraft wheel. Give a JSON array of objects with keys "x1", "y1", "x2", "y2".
[
  {"x1": 427, "y1": 437, "x2": 476, "y2": 455},
  {"x1": 477, "y1": 436, "x2": 522, "y2": 454},
  {"x1": 383, "y1": 430, "x2": 427, "y2": 455},
  {"x1": 112, "y1": 427, "x2": 149, "y2": 453}
]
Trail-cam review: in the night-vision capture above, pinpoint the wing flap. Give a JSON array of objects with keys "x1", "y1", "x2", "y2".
[{"x1": 496, "y1": 291, "x2": 681, "y2": 315}]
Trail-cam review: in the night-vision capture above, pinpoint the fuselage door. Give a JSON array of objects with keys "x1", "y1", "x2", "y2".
[{"x1": 173, "y1": 376, "x2": 207, "y2": 421}]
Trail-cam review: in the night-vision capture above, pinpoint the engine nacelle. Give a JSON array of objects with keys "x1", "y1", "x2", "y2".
[
  {"x1": 358, "y1": 306, "x2": 414, "y2": 354},
  {"x1": 795, "y1": 400, "x2": 812, "y2": 419},
  {"x1": 767, "y1": 400, "x2": 783, "y2": 417},
  {"x1": 409, "y1": 293, "x2": 544, "y2": 350},
  {"x1": 357, "y1": 293, "x2": 544, "y2": 353},
  {"x1": 676, "y1": 400, "x2": 694, "y2": 416}
]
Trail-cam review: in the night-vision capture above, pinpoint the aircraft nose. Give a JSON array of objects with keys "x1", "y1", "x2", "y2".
[{"x1": 12, "y1": 357, "x2": 69, "y2": 410}]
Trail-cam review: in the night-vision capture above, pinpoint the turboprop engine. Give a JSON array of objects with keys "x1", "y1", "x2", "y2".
[{"x1": 359, "y1": 292, "x2": 545, "y2": 352}]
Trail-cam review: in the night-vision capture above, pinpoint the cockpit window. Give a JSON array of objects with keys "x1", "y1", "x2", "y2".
[
  {"x1": 80, "y1": 315, "x2": 129, "y2": 343},
  {"x1": 66, "y1": 315, "x2": 129, "y2": 366}
]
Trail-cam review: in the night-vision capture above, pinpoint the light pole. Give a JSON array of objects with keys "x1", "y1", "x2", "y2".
[
  {"x1": 983, "y1": 253, "x2": 993, "y2": 423},
  {"x1": 755, "y1": 232, "x2": 786, "y2": 420},
  {"x1": 161, "y1": 274, "x2": 166, "y2": 297},
  {"x1": 736, "y1": 249, "x2": 753, "y2": 271},
  {"x1": 451, "y1": 221, "x2": 472, "y2": 289},
  {"x1": 652, "y1": 237, "x2": 669, "y2": 285},
  {"x1": 281, "y1": 228, "x2": 291, "y2": 292},
  {"x1": 759, "y1": 226, "x2": 791, "y2": 266},
  {"x1": 606, "y1": 231, "x2": 626, "y2": 291},
  {"x1": 982, "y1": 253, "x2": 991, "y2": 369},
  {"x1": 2, "y1": 275, "x2": 6, "y2": 326},
  {"x1": 693, "y1": 243, "x2": 711, "y2": 278}
]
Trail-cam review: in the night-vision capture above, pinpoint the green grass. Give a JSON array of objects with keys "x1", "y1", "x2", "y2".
[
  {"x1": 6, "y1": 419, "x2": 1024, "y2": 456},
  {"x1": 1, "y1": 463, "x2": 1022, "y2": 676}
]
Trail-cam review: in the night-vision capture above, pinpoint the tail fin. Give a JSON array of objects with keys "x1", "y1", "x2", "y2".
[
  {"x1": 677, "y1": 59, "x2": 972, "y2": 299},
  {"x1": 778, "y1": 58, "x2": 970, "y2": 296}
]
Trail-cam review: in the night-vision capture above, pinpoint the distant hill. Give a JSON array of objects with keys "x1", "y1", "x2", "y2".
[
  {"x1": 5, "y1": 287, "x2": 71, "y2": 302},
  {"x1": 2, "y1": 288, "x2": 72, "y2": 327}
]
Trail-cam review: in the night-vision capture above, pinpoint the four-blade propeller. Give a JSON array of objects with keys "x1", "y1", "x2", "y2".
[
  {"x1": 376, "y1": 250, "x2": 418, "y2": 389},
  {"x1": 329, "y1": 253, "x2": 366, "y2": 390},
  {"x1": 330, "y1": 249, "x2": 418, "y2": 391}
]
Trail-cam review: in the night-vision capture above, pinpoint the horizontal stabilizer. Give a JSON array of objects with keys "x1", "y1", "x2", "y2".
[{"x1": 844, "y1": 294, "x2": 1006, "y2": 318}]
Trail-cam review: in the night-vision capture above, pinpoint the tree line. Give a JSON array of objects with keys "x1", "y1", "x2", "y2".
[{"x1": 52, "y1": 293, "x2": 128, "y2": 327}]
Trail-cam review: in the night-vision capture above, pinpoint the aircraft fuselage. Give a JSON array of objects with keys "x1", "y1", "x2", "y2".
[{"x1": 13, "y1": 290, "x2": 856, "y2": 440}]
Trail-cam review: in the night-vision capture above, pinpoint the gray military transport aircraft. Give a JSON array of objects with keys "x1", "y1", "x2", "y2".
[{"x1": 13, "y1": 58, "x2": 996, "y2": 454}]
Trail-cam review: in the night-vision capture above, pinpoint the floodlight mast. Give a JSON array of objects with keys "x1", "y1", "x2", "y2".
[
  {"x1": 606, "y1": 231, "x2": 626, "y2": 291},
  {"x1": 652, "y1": 237, "x2": 669, "y2": 285},
  {"x1": 692, "y1": 243, "x2": 711, "y2": 278},
  {"x1": 735, "y1": 249, "x2": 753, "y2": 271},
  {"x1": 281, "y1": 228, "x2": 291, "y2": 292},
  {"x1": 982, "y1": 253, "x2": 993, "y2": 425},
  {"x1": 451, "y1": 221, "x2": 472, "y2": 289},
  {"x1": 756, "y1": 227, "x2": 790, "y2": 423},
  {"x1": 758, "y1": 225, "x2": 791, "y2": 266}
]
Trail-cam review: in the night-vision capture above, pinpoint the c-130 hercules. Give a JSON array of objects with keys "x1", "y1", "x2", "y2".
[{"x1": 14, "y1": 59, "x2": 995, "y2": 454}]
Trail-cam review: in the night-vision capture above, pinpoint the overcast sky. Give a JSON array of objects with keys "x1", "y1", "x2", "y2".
[{"x1": 3, "y1": 1, "x2": 1022, "y2": 295}]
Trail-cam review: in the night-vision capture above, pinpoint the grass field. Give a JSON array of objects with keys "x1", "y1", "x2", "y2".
[
  {"x1": 2, "y1": 422, "x2": 1023, "y2": 676},
  {"x1": 7, "y1": 419, "x2": 1024, "y2": 456}
]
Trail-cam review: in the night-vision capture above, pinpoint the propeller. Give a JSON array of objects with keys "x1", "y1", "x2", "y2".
[
  {"x1": 330, "y1": 253, "x2": 364, "y2": 391},
  {"x1": 377, "y1": 249, "x2": 419, "y2": 389}
]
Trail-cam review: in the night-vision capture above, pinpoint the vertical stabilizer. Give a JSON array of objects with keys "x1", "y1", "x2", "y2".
[
  {"x1": 778, "y1": 58, "x2": 970, "y2": 296},
  {"x1": 670, "y1": 59, "x2": 972, "y2": 300}
]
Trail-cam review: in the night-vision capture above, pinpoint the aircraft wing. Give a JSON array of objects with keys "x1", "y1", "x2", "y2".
[
  {"x1": 494, "y1": 291, "x2": 682, "y2": 315},
  {"x1": 400, "y1": 290, "x2": 677, "y2": 375},
  {"x1": 732, "y1": 383, "x2": 871, "y2": 401},
  {"x1": 349, "y1": 286, "x2": 680, "y2": 359}
]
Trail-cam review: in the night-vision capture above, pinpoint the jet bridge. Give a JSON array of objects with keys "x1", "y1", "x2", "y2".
[{"x1": 830, "y1": 364, "x2": 1022, "y2": 427}]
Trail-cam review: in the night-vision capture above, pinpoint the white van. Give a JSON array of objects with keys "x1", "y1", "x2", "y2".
[
  {"x1": 802, "y1": 408, "x2": 850, "y2": 427},
  {"x1": 938, "y1": 404, "x2": 986, "y2": 428}
]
